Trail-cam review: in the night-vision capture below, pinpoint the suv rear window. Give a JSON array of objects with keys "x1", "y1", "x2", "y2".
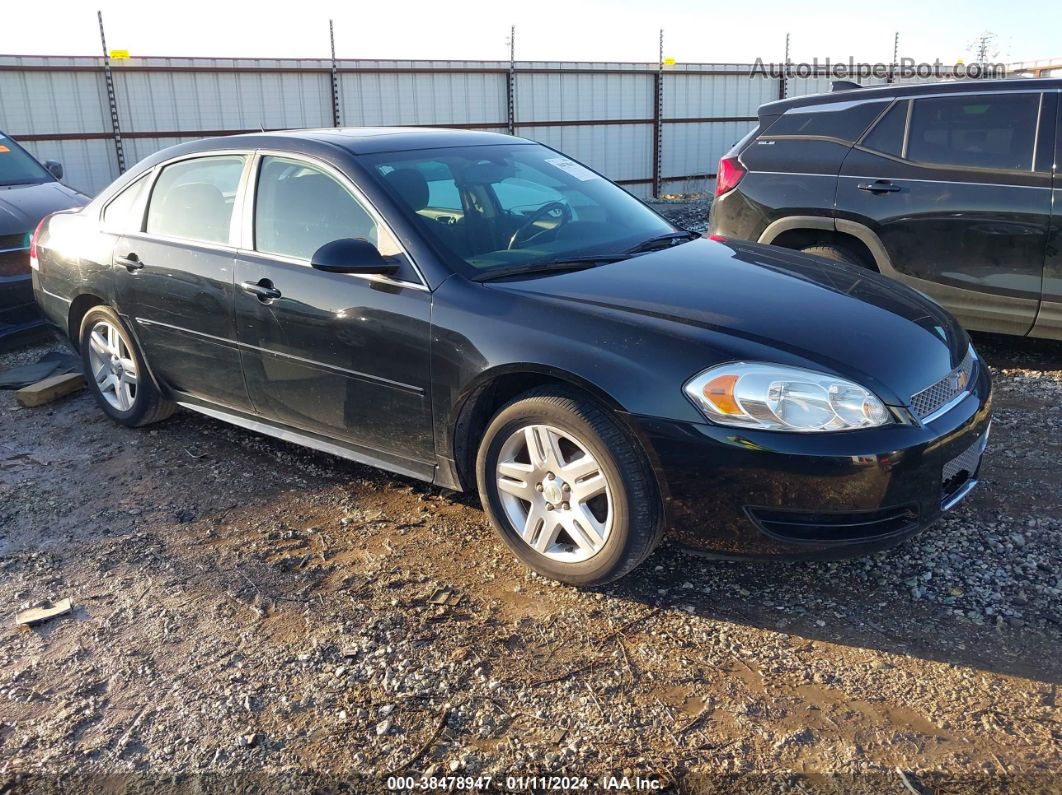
[
  {"x1": 861, "y1": 101, "x2": 908, "y2": 157},
  {"x1": 763, "y1": 100, "x2": 888, "y2": 142},
  {"x1": 906, "y1": 94, "x2": 1040, "y2": 171}
]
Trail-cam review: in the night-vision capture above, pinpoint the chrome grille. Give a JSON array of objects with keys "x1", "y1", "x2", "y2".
[
  {"x1": 943, "y1": 432, "x2": 987, "y2": 484},
  {"x1": 910, "y1": 347, "x2": 976, "y2": 419}
]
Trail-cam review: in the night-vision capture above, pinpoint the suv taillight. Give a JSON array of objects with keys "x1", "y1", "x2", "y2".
[
  {"x1": 715, "y1": 155, "x2": 746, "y2": 197},
  {"x1": 29, "y1": 217, "x2": 46, "y2": 271}
]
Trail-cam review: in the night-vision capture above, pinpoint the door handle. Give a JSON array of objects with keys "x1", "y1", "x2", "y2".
[
  {"x1": 240, "y1": 279, "x2": 282, "y2": 302},
  {"x1": 116, "y1": 253, "x2": 144, "y2": 271},
  {"x1": 857, "y1": 180, "x2": 902, "y2": 193}
]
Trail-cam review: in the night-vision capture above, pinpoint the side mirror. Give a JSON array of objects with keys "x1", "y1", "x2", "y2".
[
  {"x1": 310, "y1": 238, "x2": 399, "y2": 276},
  {"x1": 44, "y1": 160, "x2": 64, "y2": 180}
]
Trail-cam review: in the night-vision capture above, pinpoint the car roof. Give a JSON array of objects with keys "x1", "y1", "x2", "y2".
[
  {"x1": 759, "y1": 77, "x2": 1062, "y2": 116},
  {"x1": 180, "y1": 127, "x2": 522, "y2": 156},
  {"x1": 94, "y1": 127, "x2": 532, "y2": 205}
]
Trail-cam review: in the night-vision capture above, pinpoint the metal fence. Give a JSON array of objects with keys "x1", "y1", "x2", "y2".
[{"x1": 1, "y1": 54, "x2": 919, "y2": 197}]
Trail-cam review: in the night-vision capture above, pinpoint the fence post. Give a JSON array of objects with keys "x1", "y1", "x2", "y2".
[
  {"x1": 888, "y1": 31, "x2": 899, "y2": 84},
  {"x1": 507, "y1": 25, "x2": 516, "y2": 136},
  {"x1": 97, "y1": 11, "x2": 126, "y2": 174},
  {"x1": 778, "y1": 32, "x2": 790, "y2": 100},
  {"x1": 329, "y1": 20, "x2": 341, "y2": 127},
  {"x1": 652, "y1": 29, "x2": 663, "y2": 198}
]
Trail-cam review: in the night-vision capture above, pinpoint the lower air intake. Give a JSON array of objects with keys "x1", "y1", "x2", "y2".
[{"x1": 746, "y1": 504, "x2": 921, "y2": 542}]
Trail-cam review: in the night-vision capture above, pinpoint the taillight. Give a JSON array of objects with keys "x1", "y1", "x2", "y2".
[
  {"x1": 715, "y1": 155, "x2": 746, "y2": 197},
  {"x1": 29, "y1": 217, "x2": 46, "y2": 271}
]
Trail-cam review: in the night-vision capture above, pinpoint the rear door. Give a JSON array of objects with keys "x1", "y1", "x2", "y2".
[
  {"x1": 114, "y1": 153, "x2": 254, "y2": 411},
  {"x1": 234, "y1": 153, "x2": 434, "y2": 475},
  {"x1": 836, "y1": 90, "x2": 1052, "y2": 336}
]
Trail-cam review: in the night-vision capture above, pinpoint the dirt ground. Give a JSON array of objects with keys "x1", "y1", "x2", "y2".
[{"x1": 0, "y1": 328, "x2": 1059, "y2": 794}]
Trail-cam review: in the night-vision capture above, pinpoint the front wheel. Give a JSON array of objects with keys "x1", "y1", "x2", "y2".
[
  {"x1": 80, "y1": 305, "x2": 175, "y2": 427},
  {"x1": 476, "y1": 387, "x2": 662, "y2": 585}
]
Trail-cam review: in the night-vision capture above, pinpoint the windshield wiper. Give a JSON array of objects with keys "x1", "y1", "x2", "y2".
[
  {"x1": 471, "y1": 231, "x2": 699, "y2": 282},
  {"x1": 623, "y1": 230, "x2": 700, "y2": 256},
  {"x1": 471, "y1": 254, "x2": 627, "y2": 283}
]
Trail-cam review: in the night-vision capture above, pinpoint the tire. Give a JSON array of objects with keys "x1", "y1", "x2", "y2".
[
  {"x1": 476, "y1": 386, "x2": 663, "y2": 585},
  {"x1": 79, "y1": 305, "x2": 175, "y2": 427},
  {"x1": 800, "y1": 242, "x2": 875, "y2": 270}
]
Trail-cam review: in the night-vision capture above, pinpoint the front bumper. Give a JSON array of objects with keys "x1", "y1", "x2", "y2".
[{"x1": 630, "y1": 362, "x2": 992, "y2": 559}]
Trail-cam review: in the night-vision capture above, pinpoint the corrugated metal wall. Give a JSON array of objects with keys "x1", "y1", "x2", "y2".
[{"x1": 0, "y1": 55, "x2": 935, "y2": 197}]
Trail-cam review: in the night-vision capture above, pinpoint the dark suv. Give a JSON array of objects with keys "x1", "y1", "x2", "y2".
[{"x1": 709, "y1": 78, "x2": 1061, "y2": 340}]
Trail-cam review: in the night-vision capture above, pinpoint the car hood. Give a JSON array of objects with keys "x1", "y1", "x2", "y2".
[
  {"x1": 0, "y1": 181, "x2": 88, "y2": 236},
  {"x1": 487, "y1": 238, "x2": 970, "y2": 407}
]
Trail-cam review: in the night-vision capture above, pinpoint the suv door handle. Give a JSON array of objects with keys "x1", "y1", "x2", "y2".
[
  {"x1": 240, "y1": 279, "x2": 282, "y2": 302},
  {"x1": 857, "y1": 180, "x2": 902, "y2": 193},
  {"x1": 116, "y1": 253, "x2": 144, "y2": 271}
]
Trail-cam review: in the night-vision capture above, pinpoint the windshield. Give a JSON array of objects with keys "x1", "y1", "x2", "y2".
[
  {"x1": 0, "y1": 134, "x2": 52, "y2": 186},
  {"x1": 361, "y1": 143, "x2": 676, "y2": 277}
]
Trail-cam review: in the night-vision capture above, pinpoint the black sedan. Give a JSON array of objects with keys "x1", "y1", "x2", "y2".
[
  {"x1": 1, "y1": 131, "x2": 87, "y2": 346},
  {"x1": 31, "y1": 129, "x2": 991, "y2": 584}
]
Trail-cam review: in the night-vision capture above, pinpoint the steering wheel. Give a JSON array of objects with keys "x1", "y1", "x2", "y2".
[{"x1": 507, "y1": 201, "x2": 573, "y2": 250}]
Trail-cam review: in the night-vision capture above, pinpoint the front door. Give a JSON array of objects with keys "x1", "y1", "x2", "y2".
[
  {"x1": 837, "y1": 91, "x2": 1052, "y2": 336},
  {"x1": 234, "y1": 154, "x2": 434, "y2": 474},
  {"x1": 114, "y1": 153, "x2": 253, "y2": 411}
]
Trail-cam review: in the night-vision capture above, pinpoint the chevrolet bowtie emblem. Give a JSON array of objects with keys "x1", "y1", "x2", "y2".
[{"x1": 951, "y1": 369, "x2": 968, "y2": 391}]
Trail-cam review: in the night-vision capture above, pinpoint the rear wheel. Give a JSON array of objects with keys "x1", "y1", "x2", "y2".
[
  {"x1": 476, "y1": 387, "x2": 662, "y2": 585},
  {"x1": 800, "y1": 242, "x2": 875, "y2": 270},
  {"x1": 80, "y1": 306, "x2": 175, "y2": 427}
]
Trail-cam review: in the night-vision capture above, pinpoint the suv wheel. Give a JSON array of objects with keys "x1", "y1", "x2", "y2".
[
  {"x1": 476, "y1": 387, "x2": 662, "y2": 585},
  {"x1": 800, "y1": 242, "x2": 875, "y2": 270},
  {"x1": 80, "y1": 306, "x2": 175, "y2": 427}
]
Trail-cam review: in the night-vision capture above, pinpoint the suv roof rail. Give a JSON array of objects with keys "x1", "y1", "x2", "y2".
[{"x1": 831, "y1": 80, "x2": 864, "y2": 92}]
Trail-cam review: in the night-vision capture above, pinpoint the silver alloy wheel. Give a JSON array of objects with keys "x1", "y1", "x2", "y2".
[
  {"x1": 86, "y1": 319, "x2": 138, "y2": 412},
  {"x1": 495, "y1": 423, "x2": 613, "y2": 563}
]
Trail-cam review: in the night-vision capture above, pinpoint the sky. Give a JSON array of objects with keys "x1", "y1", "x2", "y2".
[{"x1": 0, "y1": 0, "x2": 1055, "y2": 65}]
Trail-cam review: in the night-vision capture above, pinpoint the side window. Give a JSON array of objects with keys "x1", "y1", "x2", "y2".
[
  {"x1": 763, "y1": 101, "x2": 888, "y2": 141},
  {"x1": 861, "y1": 101, "x2": 908, "y2": 157},
  {"x1": 146, "y1": 156, "x2": 245, "y2": 245},
  {"x1": 255, "y1": 156, "x2": 403, "y2": 261},
  {"x1": 102, "y1": 174, "x2": 148, "y2": 232},
  {"x1": 907, "y1": 94, "x2": 1040, "y2": 171}
]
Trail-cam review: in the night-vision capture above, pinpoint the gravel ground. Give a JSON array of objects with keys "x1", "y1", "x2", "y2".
[
  {"x1": 649, "y1": 199, "x2": 712, "y2": 235},
  {"x1": 0, "y1": 321, "x2": 1059, "y2": 793}
]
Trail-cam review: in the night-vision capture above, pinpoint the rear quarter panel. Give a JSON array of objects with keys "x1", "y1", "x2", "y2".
[
  {"x1": 34, "y1": 211, "x2": 118, "y2": 338},
  {"x1": 712, "y1": 139, "x2": 850, "y2": 240}
]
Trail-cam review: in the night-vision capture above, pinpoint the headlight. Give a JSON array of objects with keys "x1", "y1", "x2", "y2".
[{"x1": 684, "y1": 363, "x2": 892, "y2": 432}]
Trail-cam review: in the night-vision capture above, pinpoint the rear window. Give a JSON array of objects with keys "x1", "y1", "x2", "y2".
[
  {"x1": 906, "y1": 94, "x2": 1040, "y2": 171},
  {"x1": 762, "y1": 100, "x2": 888, "y2": 142},
  {"x1": 861, "y1": 101, "x2": 908, "y2": 157},
  {"x1": 102, "y1": 174, "x2": 148, "y2": 232}
]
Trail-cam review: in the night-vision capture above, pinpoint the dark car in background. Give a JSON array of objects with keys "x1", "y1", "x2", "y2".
[
  {"x1": 0, "y1": 131, "x2": 87, "y2": 347},
  {"x1": 32, "y1": 129, "x2": 990, "y2": 584},
  {"x1": 709, "y1": 78, "x2": 1061, "y2": 340}
]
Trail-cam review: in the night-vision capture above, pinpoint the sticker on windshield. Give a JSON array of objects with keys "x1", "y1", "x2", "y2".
[
  {"x1": 0, "y1": 146, "x2": 10, "y2": 153},
  {"x1": 545, "y1": 157, "x2": 600, "y2": 181}
]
